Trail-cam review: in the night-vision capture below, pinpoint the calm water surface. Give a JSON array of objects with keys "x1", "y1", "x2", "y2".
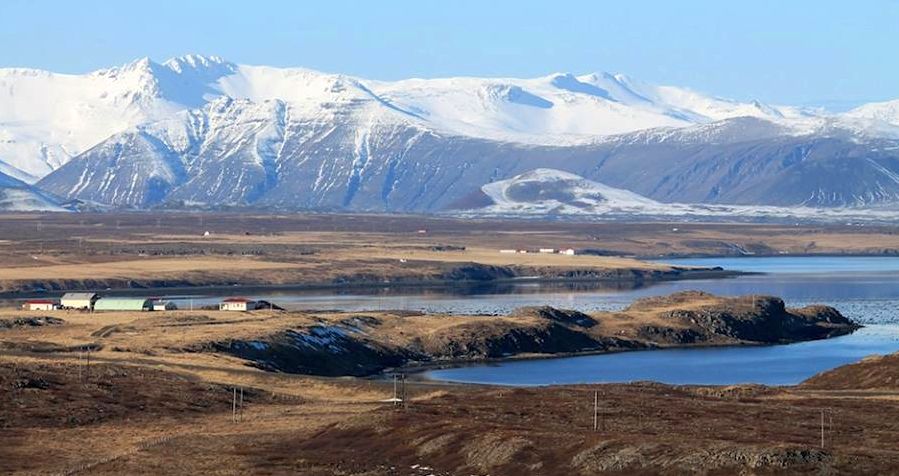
[
  {"x1": 9, "y1": 256, "x2": 899, "y2": 385},
  {"x1": 421, "y1": 256, "x2": 899, "y2": 385}
]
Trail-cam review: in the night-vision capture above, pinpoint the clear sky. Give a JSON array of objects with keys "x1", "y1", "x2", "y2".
[{"x1": 1, "y1": 0, "x2": 897, "y2": 109}]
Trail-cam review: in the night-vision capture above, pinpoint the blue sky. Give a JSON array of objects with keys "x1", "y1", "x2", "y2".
[{"x1": 1, "y1": 0, "x2": 897, "y2": 109}]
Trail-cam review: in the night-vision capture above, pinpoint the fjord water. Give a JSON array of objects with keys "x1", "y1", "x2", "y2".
[
  {"x1": 420, "y1": 256, "x2": 899, "y2": 386},
  {"x1": 51, "y1": 255, "x2": 899, "y2": 386}
]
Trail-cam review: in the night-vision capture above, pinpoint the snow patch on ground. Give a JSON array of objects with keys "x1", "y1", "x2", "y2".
[{"x1": 468, "y1": 168, "x2": 899, "y2": 222}]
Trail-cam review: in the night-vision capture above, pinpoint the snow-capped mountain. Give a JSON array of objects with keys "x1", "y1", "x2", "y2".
[
  {"x1": 461, "y1": 168, "x2": 899, "y2": 222},
  {"x1": 0, "y1": 54, "x2": 853, "y2": 181},
  {"x1": 0, "y1": 170, "x2": 65, "y2": 211},
  {"x1": 4, "y1": 55, "x2": 899, "y2": 214}
]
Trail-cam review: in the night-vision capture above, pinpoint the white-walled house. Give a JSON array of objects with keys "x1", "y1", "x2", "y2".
[
  {"x1": 22, "y1": 299, "x2": 57, "y2": 311},
  {"x1": 220, "y1": 298, "x2": 259, "y2": 311},
  {"x1": 560, "y1": 248, "x2": 576, "y2": 256}
]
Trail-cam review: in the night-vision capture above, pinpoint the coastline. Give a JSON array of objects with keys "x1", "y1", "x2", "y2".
[
  {"x1": 390, "y1": 328, "x2": 866, "y2": 386},
  {"x1": 0, "y1": 266, "x2": 748, "y2": 297}
]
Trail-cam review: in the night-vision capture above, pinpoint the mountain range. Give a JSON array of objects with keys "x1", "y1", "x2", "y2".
[{"x1": 2, "y1": 54, "x2": 899, "y2": 216}]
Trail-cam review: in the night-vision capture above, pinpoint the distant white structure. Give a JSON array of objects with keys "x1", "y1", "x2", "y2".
[
  {"x1": 220, "y1": 297, "x2": 259, "y2": 312},
  {"x1": 60, "y1": 292, "x2": 98, "y2": 310},
  {"x1": 499, "y1": 249, "x2": 517, "y2": 254},
  {"x1": 539, "y1": 248, "x2": 556, "y2": 253},
  {"x1": 153, "y1": 300, "x2": 177, "y2": 311},
  {"x1": 560, "y1": 248, "x2": 576, "y2": 256},
  {"x1": 22, "y1": 299, "x2": 56, "y2": 311}
]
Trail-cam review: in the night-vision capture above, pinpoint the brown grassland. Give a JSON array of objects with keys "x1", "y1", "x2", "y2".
[{"x1": 2, "y1": 213, "x2": 899, "y2": 474}]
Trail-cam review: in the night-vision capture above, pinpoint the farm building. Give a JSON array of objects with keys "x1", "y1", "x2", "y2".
[
  {"x1": 93, "y1": 298, "x2": 153, "y2": 311},
  {"x1": 220, "y1": 297, "x2": 260, "y2": 312},
  {"x1": 539, "y1": 248, "x2": 556, "y2": 253},
  {"x1": 560, "y1": 248, "x2": 576, "y2": 256},
  {"x1": 152, "y1": 300, "x2": 177, "y2": 311},
  {"x1": 60, "y1": 293, "x2": 98, "y2": 310},
  {"x1": 22, "y1": 299, "x2": 57, "y2": 311}
]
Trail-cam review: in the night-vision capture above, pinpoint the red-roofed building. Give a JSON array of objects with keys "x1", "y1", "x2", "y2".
[
  {"x1": 22, "y1": 299, "x2": 57, "y2": 311},
  {"x1": 219, "y1": 297, "x2": 260, "y2": 312}
]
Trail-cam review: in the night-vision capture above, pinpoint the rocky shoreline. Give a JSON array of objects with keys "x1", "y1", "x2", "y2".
[
  {"x1": 0, "y1": 263, "x2": 743, "y2": 295},
  {"x1": 206, "y1": 291, "x2": 859, "y2": 378}
]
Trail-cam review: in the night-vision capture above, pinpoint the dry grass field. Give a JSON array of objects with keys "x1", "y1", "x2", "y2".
[
  {"x1": 3, "y1": 213, "x2": 899, "y2": 473},
  {"x1": 1, "y1": 212, "x2": 899, "y2": 293},
  {"x1": 0, "y1": 303, "x2": 897, "y2": 475}
]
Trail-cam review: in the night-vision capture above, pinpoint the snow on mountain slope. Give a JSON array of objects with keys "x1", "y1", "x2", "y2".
[
  {"x1": 847, "y1": 99, "x2": 899, "y2": 124},
  {"x1": 0, "y1": 188, "x2": 65, "y2": 211},
  {"x1": 467, "y1": 168, "x2": 899, "y2": 221},
  {"x1": 0, "y1": 58, "x2": 194, "y2": 180},
  {"x1": 370, "y1": 72, "x2": 807, "y2": 145},
  {"x1": 0, "y1": 54, "x2": 837, "y2": 183},
  {"x1": 0, "y1": 170, "x2": 65, "y2": 211}
]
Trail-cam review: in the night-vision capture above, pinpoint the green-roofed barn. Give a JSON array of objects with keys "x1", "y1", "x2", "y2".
[{"x1": 93, "y1": 298, "x2": 153, "y2": 312}]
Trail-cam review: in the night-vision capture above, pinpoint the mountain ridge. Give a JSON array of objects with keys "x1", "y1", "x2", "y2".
[{"x1": 5, "y1": 55, "x2": 899, "y2": 215}]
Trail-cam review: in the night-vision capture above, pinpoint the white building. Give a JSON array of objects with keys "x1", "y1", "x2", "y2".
[
  {"x1": 220, "y1": 298, "x2": 259, "y2": 312},
  {"x1": 560, "y1": 248, "x2": 576, "y2": 256},
  {"x1": 539, "y1": 248, "x2": 556, "y2": 253},
  {"x1": 153, "y1": 301, "x2": 177, "y2": 311},
  {"x1": 60, "y1": 292, "x2": 98, "y2": 310},
  {"x1": 499, "y1": 249, "x2": 517, "y2": 254},
  {"x1": 23, "y1": 299, "x2": 57, "y2": 311}
]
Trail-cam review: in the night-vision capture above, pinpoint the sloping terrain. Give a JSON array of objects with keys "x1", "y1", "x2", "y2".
[
  {"x1": 801, "y1": 351, "x2": 899, "y2": 390},
  {"x1": 0, "y1": 169, "x2": 64, "y2": 211},
  {"x1": 462, "y1": 167, "x2": 899, "y2": 221},
  {"x1": 0, "y1": 291, "x2": 851, "y2": 378},
  {"x1": 0, "y1": 292, "x2": 893, "y2": 475}
]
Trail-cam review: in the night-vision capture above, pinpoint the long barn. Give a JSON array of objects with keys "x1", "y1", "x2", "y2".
[{"x1": 93, "y1": 298, "x2": 153, "y2": 311}]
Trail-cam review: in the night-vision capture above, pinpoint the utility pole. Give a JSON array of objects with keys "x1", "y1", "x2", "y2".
[
  {"x1": 232, "y1": 387, "x2": 237, "y2": 422},
  {"x1": 820, "y1": 409, "x2": 825, "y2": 449},
  {"x1": 593, "y1": 390, "x2": 598, "y2": 431},
  {"x1": 393, "y1": 374, "x2": 398, "y2": 406}
]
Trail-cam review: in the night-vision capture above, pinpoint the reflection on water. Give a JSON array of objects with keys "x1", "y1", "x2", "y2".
[
  {"x1": 425, "y1": 325, "x2": 899, "y2": 386},
  {"x1": 421, "y1": 256, "x2": 899, "y2": 385}
]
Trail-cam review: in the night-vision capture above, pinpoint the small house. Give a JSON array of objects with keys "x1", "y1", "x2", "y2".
[
  {"x1": 60, "y1": 292, "x2": 98, "y2": 310},
  {"x1": 539, "y1": 248, "x2": 556, "y2": 253},
  {"x1": 560, "y1": 248, "x2": 576, "y2": 256},
  {"x1": 93, "y1": 298, "x2": 153, "y2": 312},
  {"x1": 152, "y1": 300, "x2": 177, "y2": 311},
  {"x1": 499, "y1": 249, "x2": 517, "y2": 254},
  {"x1": 220, "y1": 297, "x2": 259, "y2": 312},
  {"x1": 22, "y1": 299, "x2": 57, "y2": 311}
]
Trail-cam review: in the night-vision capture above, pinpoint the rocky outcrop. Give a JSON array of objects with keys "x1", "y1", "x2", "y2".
[
  {"x1": 0, "y1": 316, "x2": 65, "y2": 330},
  {"x1": 512, "y1": 306, "x2": 597, "y2": 328},
  {"x1": 205, "y1": 292, "x2": 859, "y2": 377},
  {"x1": 631, "y1": 291, "x2": 860, "y2": 344}
]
